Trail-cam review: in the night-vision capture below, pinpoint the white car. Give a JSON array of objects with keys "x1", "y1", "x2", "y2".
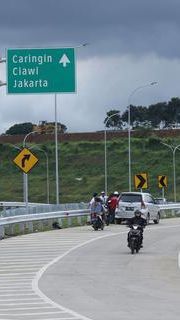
[{"x1": 115, "y1": 192, "x2": 160, "y2": 224}]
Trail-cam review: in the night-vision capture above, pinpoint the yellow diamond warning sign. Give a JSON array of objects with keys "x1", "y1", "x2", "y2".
[{"x1": 13, "y1": 148, "x2": 39, "y2": 173}]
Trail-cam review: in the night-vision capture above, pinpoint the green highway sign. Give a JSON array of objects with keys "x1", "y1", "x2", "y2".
[{"x1": 7, "y1": 48, "x2": 75, "y2": 94}]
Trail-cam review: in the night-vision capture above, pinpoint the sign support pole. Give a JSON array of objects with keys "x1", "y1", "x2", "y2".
[
  {"x1": 162, "y1": 187, "x2": 165, "y2": 199},
  {"x1": 55, "y1": 94, "x2": 59, "y2": 204},
  {"x1": 22, "y1": 151, "x2": 28, "y2": 213},
  {"x1": 22, "y1": 131, "x2": 38, "y2": 212}
]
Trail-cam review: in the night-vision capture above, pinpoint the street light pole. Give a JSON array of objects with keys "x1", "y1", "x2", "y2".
[
  {"x1": 161, "y1": 142, "x2": 180, "y2": 202},
  {"x1": 128, "y1": 82, "x2": 158, "y2": 192},
  {"x1": 30, "y1": 146, "x2": 50, "y2": 204},
  {"x1": 104, "y1": 111, "x2": 120, "y2": 195}
]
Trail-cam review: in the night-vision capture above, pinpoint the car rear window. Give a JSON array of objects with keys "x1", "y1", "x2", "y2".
[{"x1": 120, "y1": 194, "x2": 142, "y2": 202}]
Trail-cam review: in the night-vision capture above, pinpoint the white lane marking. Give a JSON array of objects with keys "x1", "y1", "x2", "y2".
[
  {"x1": 0, "y1": 298, "x2": 43, "y2": 301},
  {"x1": 0, "y1": 289, "x2": 33, "y2": 293},
  {"x1": 0, "y1": 291, "x2": 36, "y2": 299},
  {"x1": 0, "y1": 306, "x2": 56, "y2": 311},
  {"x1": 0, "y1": 260, "x2": 50, "y2": 263},
  {"x1": 0, "y1": 272, "x2": 35, "y2": 276},
  {"x1": 0, "y1": 302, "x2": 47, "y2": 305},
  {"x1": 0, "y1": 280, "x2": 32, "y2": 283},
  {"x1": 0, "y1": 311, "x2": 66, "y2": 316},
  {"x1": 0, "y1": 287, "x2": 31, "y2": 290},
  {"x1": 178, "y1": 252, "x2": 180, "y2": 269}
]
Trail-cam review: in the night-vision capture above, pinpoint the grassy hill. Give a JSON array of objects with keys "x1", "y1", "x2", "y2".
[{"x1": 0, "y1": 134, "x2": 180, "y2": 203}]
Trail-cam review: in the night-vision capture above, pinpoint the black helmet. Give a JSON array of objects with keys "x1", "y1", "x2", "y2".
[
  {"x1": 93, "y1": 192, "x2": 98, "y2": 197},
  {"x1": 134, "y1": 209, "x2": 141, "y2": 217}
]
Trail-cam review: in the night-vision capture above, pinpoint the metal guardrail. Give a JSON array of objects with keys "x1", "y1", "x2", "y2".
[
  {"x1": 0, "y1": 202, "x2": 89, "y2": 217},
  {"x1": 0, "y1": 209, "x2": 90, "y2": 225},
  {"x1": 0, "y1": 208, "x2": 91, "y2": 239},
  {"x1": 0, "y1": 201, "x2": 49, "y2": 207},
  {"x1": 0, "y1": 202, "x2": 180, "y2": 240},
  {"x1": 158, "y1": 203, "x2": 180, "y2": 210}
]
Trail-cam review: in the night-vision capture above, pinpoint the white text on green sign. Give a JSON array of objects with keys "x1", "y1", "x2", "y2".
[{"x1": 7, "y1": 48, "x2": 75, "y2": 94}]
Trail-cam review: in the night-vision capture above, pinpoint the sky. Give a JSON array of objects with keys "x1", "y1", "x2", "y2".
[{"x1": 0, "y1": 0, "x2": 180, "y2": 134}]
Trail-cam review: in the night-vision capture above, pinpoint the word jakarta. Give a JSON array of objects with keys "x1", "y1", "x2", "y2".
[{"x1": 13, "y1": 79, "x2": 47, "y2": 88}]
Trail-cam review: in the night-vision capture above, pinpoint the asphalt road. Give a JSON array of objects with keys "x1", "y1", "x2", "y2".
[
  {"x1": 39, "y1": 219, "x2": 180, "y2": 320},
  {"x1": 0, "y1": 219, "x2": 180, "y2": 320}
]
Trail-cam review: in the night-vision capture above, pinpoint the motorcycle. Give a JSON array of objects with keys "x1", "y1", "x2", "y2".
[
  {"x1": 127, "y1": 225, "x2": 143, "y2": 254},
  {"x1": 91, "y1": 213, "x2": 104, "y2": 231}
]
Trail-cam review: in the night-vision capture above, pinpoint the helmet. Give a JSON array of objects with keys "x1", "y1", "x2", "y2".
[
  {"x1": 114, "y1": 191, "x2": 119, "y2": 195},
  {"x1": 134, "y1": 209, "x2": 141, "y2": 217},
  {"x1": 101, "y1": 191, "x2": 105, "y2": 194},
  {"x1": 93, "y1": 192, "x2": 98, "y2": 197}
]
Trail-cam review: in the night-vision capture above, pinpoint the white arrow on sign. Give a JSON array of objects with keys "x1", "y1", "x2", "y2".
[{"x1": 59, "y1": 54, "x2": 70, "y2": 67}]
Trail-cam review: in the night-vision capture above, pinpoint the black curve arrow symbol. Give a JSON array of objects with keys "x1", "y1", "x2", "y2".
[
  {"x1": 159, "y1": 176, "x2": 166, "y2": 187},
  {"x1": 137, "y1": 174, "x2": 146, "y2": 189},
  {"x1": 22, "y1": 154, "x2": 31, "y2": 168}
]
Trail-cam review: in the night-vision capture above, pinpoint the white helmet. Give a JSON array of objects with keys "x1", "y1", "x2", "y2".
[{"x1": 114, "y1": 191, "x2": 119, "y2": 195}]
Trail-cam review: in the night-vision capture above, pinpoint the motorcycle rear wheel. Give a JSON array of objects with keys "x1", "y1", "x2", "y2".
[{"x1": 130, "y1": 239, "x2": 135, "y2": 254}]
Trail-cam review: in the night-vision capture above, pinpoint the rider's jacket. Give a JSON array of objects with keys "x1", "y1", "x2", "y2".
[{"x1": 127, "y1": 216, "x2": 147, "y2": 228}]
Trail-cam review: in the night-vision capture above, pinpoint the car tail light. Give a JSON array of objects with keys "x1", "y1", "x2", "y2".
[{"x1": 141, "y1": 201, "x2": 146, "y2": 209}]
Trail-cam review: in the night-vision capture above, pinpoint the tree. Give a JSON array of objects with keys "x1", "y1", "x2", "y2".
[
  {"x1": 104, "y1": 110, "x2": 123, "y2": 129},
  {"x1": 108, "y1": 97, "x2": 180, "y2": 130},
  {"x1": 5, "y1": 122, "x2": 34, "y2": 135}
]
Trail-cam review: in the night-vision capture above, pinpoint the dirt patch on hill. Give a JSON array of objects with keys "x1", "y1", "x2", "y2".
[{"x1": 0, "y1": 129, "x2": 180, "y2": 144}]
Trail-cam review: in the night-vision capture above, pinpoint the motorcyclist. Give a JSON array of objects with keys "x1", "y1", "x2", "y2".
[
  {"x1": 89, "y1": 192, "x2": 98, "y2": 207},
  {"x1": 127, "y1": 209, "x2": 147, "y2": 247},
  {"x1": 90, "y1": 196, "x2": 105, "y2": 226}
]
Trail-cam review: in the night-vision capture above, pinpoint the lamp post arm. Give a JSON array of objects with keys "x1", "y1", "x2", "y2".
[
  {"x1": 174, "y1": 144, "x2": 180, "y2": 154},
  {"x1": 104, "y1": 111, "x2": 120, "y2": 128},
  {"x1": 160, "y1": 142, "x2": 174, "y2": 152},
  {"x1": 23, "y1": 131, "x2": 37, "y2": 147},
  {"x1": 128, "y1": 82, "x2": 158, "y2": 106}
]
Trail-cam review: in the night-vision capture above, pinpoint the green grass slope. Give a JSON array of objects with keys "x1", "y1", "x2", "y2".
[{"x1": 0, "y1": 135, "x2": 179, "y2": 203}]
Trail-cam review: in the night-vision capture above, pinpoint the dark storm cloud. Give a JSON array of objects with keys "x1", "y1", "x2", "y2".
[
  {"x1": 0, "y1": 1, "x2": 180, "y2": 134},
  {"x1": 0, "y1": 0, "x2": 180, "y2": 58}
]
